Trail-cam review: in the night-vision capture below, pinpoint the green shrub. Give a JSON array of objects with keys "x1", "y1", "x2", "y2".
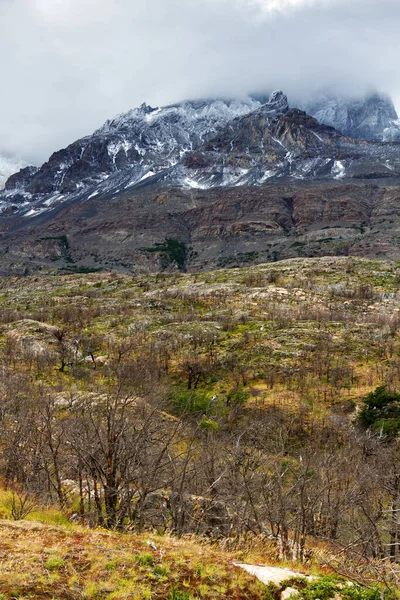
[
  {"x1": 226, "y1": 387, "x2": 249, "y2": 407},
  {"x1": 143, "y1": 238, "x2": 188, "y2": 272},
  {"x1": 44, "y1": 556, "x2": 65, "y2": 570},
  {"x1": 171, "y1": 390, "x2": 211, "y2": 416},
  {"x1": 358, "y1": 386, "x2": 400, "y2": 437},
  {"x1": 134, "y1": 553, "x2": 155, "y2": 567},
  {"x1": 199, "y1": 416, "x2": 219, "y2": 431},
  {"x1": 169, "y1": 589, "x2": 192, "y2": 600},
  {"x1": 301, "y1": 576, "x2": 338, "y2": 600}
]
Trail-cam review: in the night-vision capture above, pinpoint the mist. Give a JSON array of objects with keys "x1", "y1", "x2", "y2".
[{"x1": 1, "y1": 0, "x2": 399, "y2": 164}]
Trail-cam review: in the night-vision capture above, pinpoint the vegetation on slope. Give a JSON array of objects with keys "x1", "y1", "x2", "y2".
[
  {"x1": 1, "y1": 257, "x2": 400, "y2": 590},
  {"x1": 0, "y1": 519, "x2": 268, "y2": 599}
]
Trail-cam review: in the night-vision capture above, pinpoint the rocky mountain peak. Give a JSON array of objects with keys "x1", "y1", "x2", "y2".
[
  {"x1": 0, "y1": 154, "x2": 29, "y2": 190},
  {"x1": 263, "y1": 90, "x2": 289, "y2": 116},
  {"x1": 3, "y1": 89, "x2": 400, "y2": 221}
]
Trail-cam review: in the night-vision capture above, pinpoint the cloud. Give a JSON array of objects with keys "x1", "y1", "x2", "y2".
[
  {"x1": 252, "y1": 0, "x2": 330, "y2": 13},
  {"x1": 0, "y1": 0, "x2": 399, "y2": 164}
]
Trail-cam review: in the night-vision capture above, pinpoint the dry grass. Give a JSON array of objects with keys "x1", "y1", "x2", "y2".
[{"x1": 0, "y1": 519, "x2": 271, "y2": 599}]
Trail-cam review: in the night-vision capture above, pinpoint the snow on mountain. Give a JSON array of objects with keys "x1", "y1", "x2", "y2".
[
  {"x1": 174, "y1": 102, "x2": 400, "y2": 188},
  {"x1": 2, "y1": 97, "x2": 262, "y2": 207},
  {"x1": 302, "y1": 92, "x2": 400, "y2": 142},
  {"x1": 0, "y1": 154, "x2": 28, "y2": 189},
  {"x1": 3, "y1": 89, "x2": 400, "y2": 221}
]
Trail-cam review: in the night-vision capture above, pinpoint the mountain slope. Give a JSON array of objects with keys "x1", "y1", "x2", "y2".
[
  {"x1": 0, "y1": 91, "x2": 400, "y2": 237},
  {"x1": 1, "y1": 180, "x2": 400, "y2": 275},
  {"x1": 4, "y1": 90, "x2": 400, "y2": 224},
  {"x1": 3, "y1": 97, "x2": 261, "y2": 203},
  {"x1": 176, "y1": 104, "x2": 400, "y2": 187}
]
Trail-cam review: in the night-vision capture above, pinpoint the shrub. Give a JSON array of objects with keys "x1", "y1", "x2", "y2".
[
  {"x1": 171, "y1": 390, "x2": 211, "y2": 416},
  {"x1": 169, "y1": 590, "x2": 192, "y2": 600},
  {"x1": 44, "y1": 556, "x2": 65, "y2": 570},
  {"x1": 134, "y1": 553, "x2": 155, "y2": 567},
  {"x1": 199, "y1": 416, "x2": 219, "y2": 431},
  {"x1": 358, "y1": 385, "x2": 400, "y2": 437}
]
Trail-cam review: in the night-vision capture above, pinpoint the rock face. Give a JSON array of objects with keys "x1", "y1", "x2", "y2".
[
  {"x1": 1, "y1": 180, "x2": 400, "y2": 275},
  {"x1": 303, "y1": 92, "x2": 400, "y2": 142},
  {"x1": 177, "y1": 105, "x2": 400, "y2": 187},
  {"x1": 3, "y1": 97, "x2": 261, "y2": 200}
]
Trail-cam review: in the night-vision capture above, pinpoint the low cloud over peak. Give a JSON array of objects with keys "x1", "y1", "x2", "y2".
[{"x1": 0, "y1": 0, "x2": 399, "y2": 164}]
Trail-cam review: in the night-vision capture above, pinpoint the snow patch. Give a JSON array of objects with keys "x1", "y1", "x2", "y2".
[
  {"x1": 183, "y1": 177, "x2": 210, "y2": 190},
  {"x1": 332, "y1": 160, "x2": 346, "y2": 179}
]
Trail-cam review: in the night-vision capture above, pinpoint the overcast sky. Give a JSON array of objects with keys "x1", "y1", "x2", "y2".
[{"x1": 1, "y1": 0, "x2": 399, "y2": 164}]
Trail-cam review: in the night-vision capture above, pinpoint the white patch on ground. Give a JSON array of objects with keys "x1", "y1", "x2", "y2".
[
  {"x1": 233, "y1": 563, "x2": 312, "y2": 586},
  {"x1": 221, "y1": 168, "x2": 250, "y2": 187},
  {"x1": 331, "y1": 160, "x2": 346, "y2": 179},
  {"x1": 138, "y1": 170, "x2": 155, "y2": 182},
  {"x1": 24, "y1": 207, "x2": 48, "y2": 217},
  {"x1": 43, "y1": 194, "x2": 64, "y2": 206},
  {"x1": 285, "y1": 151, "x2": 296, "y2": 164},
  {"x1": 183, "y1": 177, "x2": 209, "y2": 190},
  {"x1": 145, "y1": 108, "x2": 163, "y2": 123},
  {"x1": 108, "y1": 140, "x2": 132, "y2": 163},
  {"x1": 271, "y1": 136, "x2": 285, "y2": 148},
  {"x1": 259, "y1": 169, "x2": 276, "y2": 183}
]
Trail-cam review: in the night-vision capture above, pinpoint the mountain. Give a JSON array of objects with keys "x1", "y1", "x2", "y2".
[
  {"x1": 2, "y1": 89, "x2": 400, "y2": 275},
  {"x1": 3, "y1": 90, "x2": 400, "y2": 223},
  {"x1": 0, "y1": 153, "x2": 28, "y2": 189},
  {"x1": 2, "y1": 97, "x2": 261, "y2": 214},
  {"x1": 303, "y1": 92, "x2": 400, "y2": 142},
  {"x1": 176, "y1": 103, "x2": 400, "y2": 187}
]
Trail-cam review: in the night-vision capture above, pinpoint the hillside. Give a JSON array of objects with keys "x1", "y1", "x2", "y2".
[
  {"x1": 1, "y1": 181, "x2": 400, "y2": 275},
  {"x1": 0, "y1": 257, "x2": 400, "y2": 593},
  {"x1": 0, "y1": 517, "x2": 387, "y2": 599},
  {"x1": 0, "y1": 518, "x2": 267, "y2": 599}
]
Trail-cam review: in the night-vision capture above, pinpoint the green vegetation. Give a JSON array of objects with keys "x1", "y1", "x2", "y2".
[
  {"x1": 143, "y1": 237, "x2": 188, "y2": 271},
  {"x1": 0, "y1": 519, "x2": 279, "y2": 599},
  {"x1": 44, "y1": 556, "x2": 65, "y2": 570},
  {"x1": 358, "y1": 386, "x2": 400, "y2": 437}
]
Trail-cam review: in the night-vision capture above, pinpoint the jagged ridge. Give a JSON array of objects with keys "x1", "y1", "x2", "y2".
[{"x1": 3, "y1": 90, "x2": 400, "y2": 221}]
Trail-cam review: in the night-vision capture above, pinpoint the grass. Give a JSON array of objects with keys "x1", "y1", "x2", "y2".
[
  {"x1": 0, "y1": 519, "x2": 277, "y2": 599},
  {"x1": 0, "y1": 515, "x2": 391, "y2": 599}
]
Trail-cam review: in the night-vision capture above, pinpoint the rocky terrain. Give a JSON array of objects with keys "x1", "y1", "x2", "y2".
[
  {"x1": 0, "y1": 91, "x2": 400, "y2": 274},
  {"x1": 0, "y1": 257, "x2": 400, "y2": 594},
  {"x1": 0, "y1": 180, "x2": 400, "y2": 275}
]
